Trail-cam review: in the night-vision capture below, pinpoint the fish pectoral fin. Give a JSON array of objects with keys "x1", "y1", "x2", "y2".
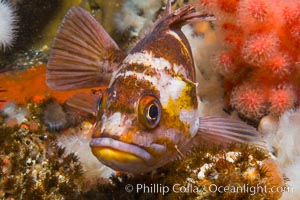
[
  {"x1": 198, "y1": 116, "x2": 267, "y2": 149},
  {"x1": 66, "y1": 92, "x2": 100, "y2": 116},
  {"x1": 46, "y1": 6, "x2": 125, "y2": 90}
]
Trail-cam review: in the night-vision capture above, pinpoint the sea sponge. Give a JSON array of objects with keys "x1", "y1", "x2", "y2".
[
  {"x1": 2, "y1": 102, "x2": 29, "y2": 125},
  {"x1": 114, "y1": 0, "x2": 162, "y2": 38},
  {"x1": 259, "y1": 108, "x2": 300, "y2": 200},
  {"x1": 183, "y1": 23, "x2": 226, "y2": 117},
  {"x1": 0, "y1": 0, "x2": 18, "y2": 50},
  {"x1": 57, "y1": 124, "x2": 115, "y2": 185}
]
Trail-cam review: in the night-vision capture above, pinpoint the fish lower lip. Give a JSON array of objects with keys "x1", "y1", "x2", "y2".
[{"x1": 90, "y1": 137, "x2": 152, "y2": 162}]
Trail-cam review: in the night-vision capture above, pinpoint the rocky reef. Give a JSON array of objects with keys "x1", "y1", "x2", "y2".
[
  {"x1": 0, "y1": 102, "x2": 84, "y2": 199},
  {"x1": 0, "y1": 102, "x2": 282, "y2": 199}
]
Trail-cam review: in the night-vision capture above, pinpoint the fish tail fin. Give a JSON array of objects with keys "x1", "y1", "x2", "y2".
[
  {"x1": 47, "y1": 6, "x2": 125, "y2": 90},
  {"x1": 198, "y1": 116, "x2": 267, "y2": 150}
]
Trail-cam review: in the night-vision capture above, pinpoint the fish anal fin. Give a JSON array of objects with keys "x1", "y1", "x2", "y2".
[
  {"x1": 198, "y1": 116, "x2": 267, "y2": 150},
  {"x1": 47, "y1": 6, "x2": 125, "y2": 91},
  {"x1": 66, "y1": 92, "x2": 100, "y2": 116}
]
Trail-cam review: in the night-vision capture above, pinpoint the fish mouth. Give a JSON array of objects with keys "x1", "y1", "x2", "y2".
[{"x1": 90, "y1": 137, "x2": 153, "y2": 172}]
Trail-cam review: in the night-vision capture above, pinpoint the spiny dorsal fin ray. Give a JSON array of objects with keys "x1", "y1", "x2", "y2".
[
  {"x1": 47, "y1": 6, "x2": 125, "y2": 90},
  {"x1": 198, "y1": 116, "x2": 267, "y2": 149},
  {"x1": 155, "y1": 3, "x2": 215, "y2": 31}
]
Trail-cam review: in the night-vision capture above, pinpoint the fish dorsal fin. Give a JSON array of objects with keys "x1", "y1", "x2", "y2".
[
  {"x1": 47, "y1": 6, "x2": 125, "y2": 90},
  {"x1": 162, "y1": 0, "x2": 172, "y2": 17},
  {"x1": 154, "y1": 3, "x2": 215, "y2": 32},
  {"x1": 198, "y1": 117, "x2": 267, "y2": 149},
  {"x1": 66, "y1": 92, "x2": 100, "y2": 116}
]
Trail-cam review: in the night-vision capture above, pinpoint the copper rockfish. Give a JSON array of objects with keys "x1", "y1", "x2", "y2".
[{"x1": 46, "y1": 3, "x2": 264, "y2": 173}]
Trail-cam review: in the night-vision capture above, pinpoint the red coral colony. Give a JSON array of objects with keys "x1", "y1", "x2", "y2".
[{"x1": 198, "y1": 0, "x2": 300, "y2": 120}]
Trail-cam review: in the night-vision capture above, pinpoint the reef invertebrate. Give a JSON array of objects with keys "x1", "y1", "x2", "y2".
[
  {"x1": 0, "y1": 0, "x2": 18, "y2": 50},
  {"x1": 2, "y1": 102, "x2": 29, "y2": 125},
  {"x1": 242, "y1": 33, "x2": 279, "y2": 66},
  {"x1": 259, "y1": 108, "x2": 300, "y2": 200},
  {"x1": 0, "y1": 109, "x2": 84, "y2": 199},
  {"x1": 197, "y1": 0, "x2": 300, "y2": 119},
  {"x1": 0, "y1": 64, "x2": 99, "y2": 110},
  {"x1": 41, "y1": 100, "x2": 67, "y2": 131},
  {"x1": 263, "y1": 53, "x2": 291, "y2": 78},
  {"x1": 237, "y1": 0, "x2": 275, "y2": 31},
  {"x1": 114, "y1": 0, "x2": 188, "y2": 41},
  {"x1": 215, "y1": 50, "x2": 237, "y2": 75},
  {"x1": 230, "y1": 83, "x2": 267, "y2": 119},
  {"x1": 114, "y1": 0, "x2": 163, "y2": 38},
  {"x1": 84, "y1": 144, "x2": 283, "y2": 199},
  {"x1": 57, "y1": 124, "x2": 115, "y2": 183},
  {"x1": 268, "y1": 86, "x2": 296, "y2": 115}
]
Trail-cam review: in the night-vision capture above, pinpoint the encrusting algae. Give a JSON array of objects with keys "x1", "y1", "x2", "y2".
[
  {"x1": 0, "y1": 0, "x2": 297, "y2": 199},
  {"x1": 0, "y1": 64, "x2": 102, "y2": 110}
]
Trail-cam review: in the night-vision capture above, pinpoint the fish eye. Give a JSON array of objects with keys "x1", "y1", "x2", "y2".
[
  {"x1": 138, "y1": 95, "x2": 161, "y2": 129},
  {"x1": 147, "y1": 104, "x2": 158, "y2": 120}
]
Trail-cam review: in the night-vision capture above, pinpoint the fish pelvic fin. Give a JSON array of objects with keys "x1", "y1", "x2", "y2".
[
  {"x1": 198, "y1": 116, "x2": 267, "y2": 150},
  {"x1": 46, "y1": 6, "x2": 125, "y2": 90}
]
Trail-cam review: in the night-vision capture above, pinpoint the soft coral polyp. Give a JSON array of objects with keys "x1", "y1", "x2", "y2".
[
  {"x1": 242, "y1": 33, "x2": 279, "y2": 66},
  {"x1": 240, "y1": 0, "x2": 269, "y2": 22},
  {"x1": 197, "y1": 0, "x2": 300, "y2": 119},
  {"x1": 216, "y1": 0, "x2": 239, "y2": 13},
  {"x1": 265, "y1": 53, "x2": 291, "y2": 78},
  {"x1": 231, "y1": 83, "x2": 267, "y2": 119},
  {"x1": 269, "y1": 86, "x2": 296, "y2": 115}
]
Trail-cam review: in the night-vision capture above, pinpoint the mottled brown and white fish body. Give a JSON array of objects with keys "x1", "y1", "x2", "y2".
[{"x1": 46, "y1": 2, "x2": 265, "y2": 173}]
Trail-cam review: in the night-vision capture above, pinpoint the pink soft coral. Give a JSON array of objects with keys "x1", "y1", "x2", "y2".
[{"x1": 198, "y1": 0, "x2": 300, "y2": 119}]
